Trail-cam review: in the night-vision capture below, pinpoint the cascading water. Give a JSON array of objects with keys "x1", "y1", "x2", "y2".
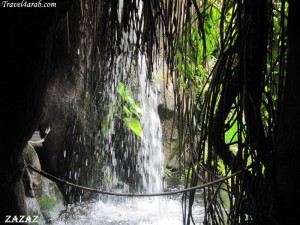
[{"x1": 137, "y1": 54, "x2": 164, "y2": 194}]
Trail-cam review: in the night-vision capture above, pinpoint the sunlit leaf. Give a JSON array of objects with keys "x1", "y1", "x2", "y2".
[
  {"x1": 123, "y1": 105, "x2": 131, "y2": 116},
  {"x1": 123, "y1": 117, "x2": 142, "y2": 138}
]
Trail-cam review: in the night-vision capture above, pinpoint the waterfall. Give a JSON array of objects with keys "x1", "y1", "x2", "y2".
[
  {"x1": 98, "y1": 0, "x2": 165, "y2": 193},
  {"x1": 102, "y1": 54, "x2": 165, "y2": 194},
  {"x1": 138, "y1": 55, "x2": 164, "y2": 193}
]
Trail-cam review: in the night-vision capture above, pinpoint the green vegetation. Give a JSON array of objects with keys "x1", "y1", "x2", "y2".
[
  {"x1": 163, "y1": 167, "x2": 173, "y2": 178},
  {"x1": 116, "y1": 82, "x2": 143, "y2": 137},
  {"x1": 171, "y1": 0, "x2": 289, "y2": 223},
  {"x1": 180, "y1": 168, "x2": 193, "y2": 184},
  {"x1": 102, "y1": 82, "x2": 143, "y2": 138},
  {"x1": 37, "y1": 190, "x2": 63, "y2": 211},
  {"x1": 175, "y1": 0, "x2": 287, "y2": 177}
]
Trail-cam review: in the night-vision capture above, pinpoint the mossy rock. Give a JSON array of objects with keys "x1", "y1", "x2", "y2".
[
  {"x1": 38, "y1": 191, "x2": 62, "y2": 211},
  {"x1": 37, "y1": 178, "x2": 65, "y2": 223}
]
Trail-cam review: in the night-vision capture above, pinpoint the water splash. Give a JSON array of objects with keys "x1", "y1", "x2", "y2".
[{"x1": 54, "y1": 196, "x2": 185, "y2": 225}]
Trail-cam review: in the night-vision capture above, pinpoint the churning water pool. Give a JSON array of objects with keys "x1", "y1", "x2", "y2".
[{"x1": 53, "y1": 193, "x2": 204, "y2": 225}]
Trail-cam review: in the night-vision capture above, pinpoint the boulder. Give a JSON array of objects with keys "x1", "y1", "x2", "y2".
[{"x1": 24, "y1": 143, "x2": 43, "y2": 197}]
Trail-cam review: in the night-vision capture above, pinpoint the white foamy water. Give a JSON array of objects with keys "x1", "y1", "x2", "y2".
[{"x1": 54, "y1": 196, "x2": 184, "y2": 225}]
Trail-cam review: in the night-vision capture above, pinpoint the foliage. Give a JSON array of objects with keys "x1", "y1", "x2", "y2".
[
  {"x1": 103, "y1": 174, "x2": 112, "y2": 189},
  {"x1": 175, "y1": 4, "x2": 219, "y2": 94},
  {"x1": 116, "y1": 82, "x2": 143, "y2": 138},
  {"x1": 169, "y1": 0, "x2": 289, "y2": 224},
  {"x1": 164, "y1": 167, "x2": 173, "y2": 178},
  {"x1": 38, "y1": 195, "x2": 56, "y2": 210},
  {"x1": 37, "y1": 191, "x2": 63, "y2": 211},
  {"x1": 101, "y1": 82, "x2": 143, "y2": 138},
  {"x1": 103, "y1": 174, "x2": 125, "y2": 189},
  {"x1": 180, "y1": 168, "x2": 193, "y2": 184}
]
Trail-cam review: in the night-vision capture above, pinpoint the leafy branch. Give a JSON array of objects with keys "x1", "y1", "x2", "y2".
[{"x1": 101, "y1": 82, "x2": 143, "y2": 138}]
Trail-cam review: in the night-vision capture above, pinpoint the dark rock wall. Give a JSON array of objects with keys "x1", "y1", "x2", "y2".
[
  {"x1": 36, "y1": 2, "x2": 107, "y2": 203},
  {"x1": 36, "y1": 1, "x2": 140, "y2": 203},
  {"x1": 0, "y1": 1, "x2": 72, "y2": 221}
]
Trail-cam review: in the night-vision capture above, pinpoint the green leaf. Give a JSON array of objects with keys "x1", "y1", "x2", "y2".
[
  {"x1": 117, "y1": 82, "x2": 125, "y2": 96},
  {"x1": 130, "y1": 103, "x2": 143, "y2": 118},
  {"x1": 225, "y1": 120, "x2": 238, "y2": 143},
  {"x1": 117, "y1": 82, "x2": 135, "y2": 104},
  {"x1": 123, "y1": 117, "x2": 142, "y2": 138},
  {"x1": 116, "y1": 82, "x2": 143, "y2": 136},
  {"x1": 178, "y1": 76, "x2": 188, "y2": 91},
  {"x1": 123, "y1": 106, "x2": 131, "y2": 116}
]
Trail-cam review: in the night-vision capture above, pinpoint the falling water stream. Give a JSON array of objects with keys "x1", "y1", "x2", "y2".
[{"x1": 137, "y1": 55, "x2": 164, "y2": 194}]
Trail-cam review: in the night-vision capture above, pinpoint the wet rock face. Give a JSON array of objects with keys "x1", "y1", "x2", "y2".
[
  {"x1": 24, "y1": 141, "x2": 65, "y2": 224},
  {"x1": 26, "y1": 176, "x2": 65, "y2": 224},
  {"x1": 157, "y1": 80, "x2": 179, "y2": 170},
  {"x1": 35, "y1": 16, "x2": 94, "y2": 203},
  {"x1": 24, "y1": 143, "x2": 43, "y2": 197},
  {"x1": 35, "y1": 3, "x2": 110, "y2": 203},
  {"x1": 37, "y1": 18, "x2": 83, "y2": 174},
  {"x1": 36, "y1": 8, "x2": 88, "y2": 183}
]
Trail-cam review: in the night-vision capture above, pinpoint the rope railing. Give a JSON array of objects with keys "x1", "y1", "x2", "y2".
[{"x1": 27, "y1": 164, "x2": 250, "y2": 197}]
